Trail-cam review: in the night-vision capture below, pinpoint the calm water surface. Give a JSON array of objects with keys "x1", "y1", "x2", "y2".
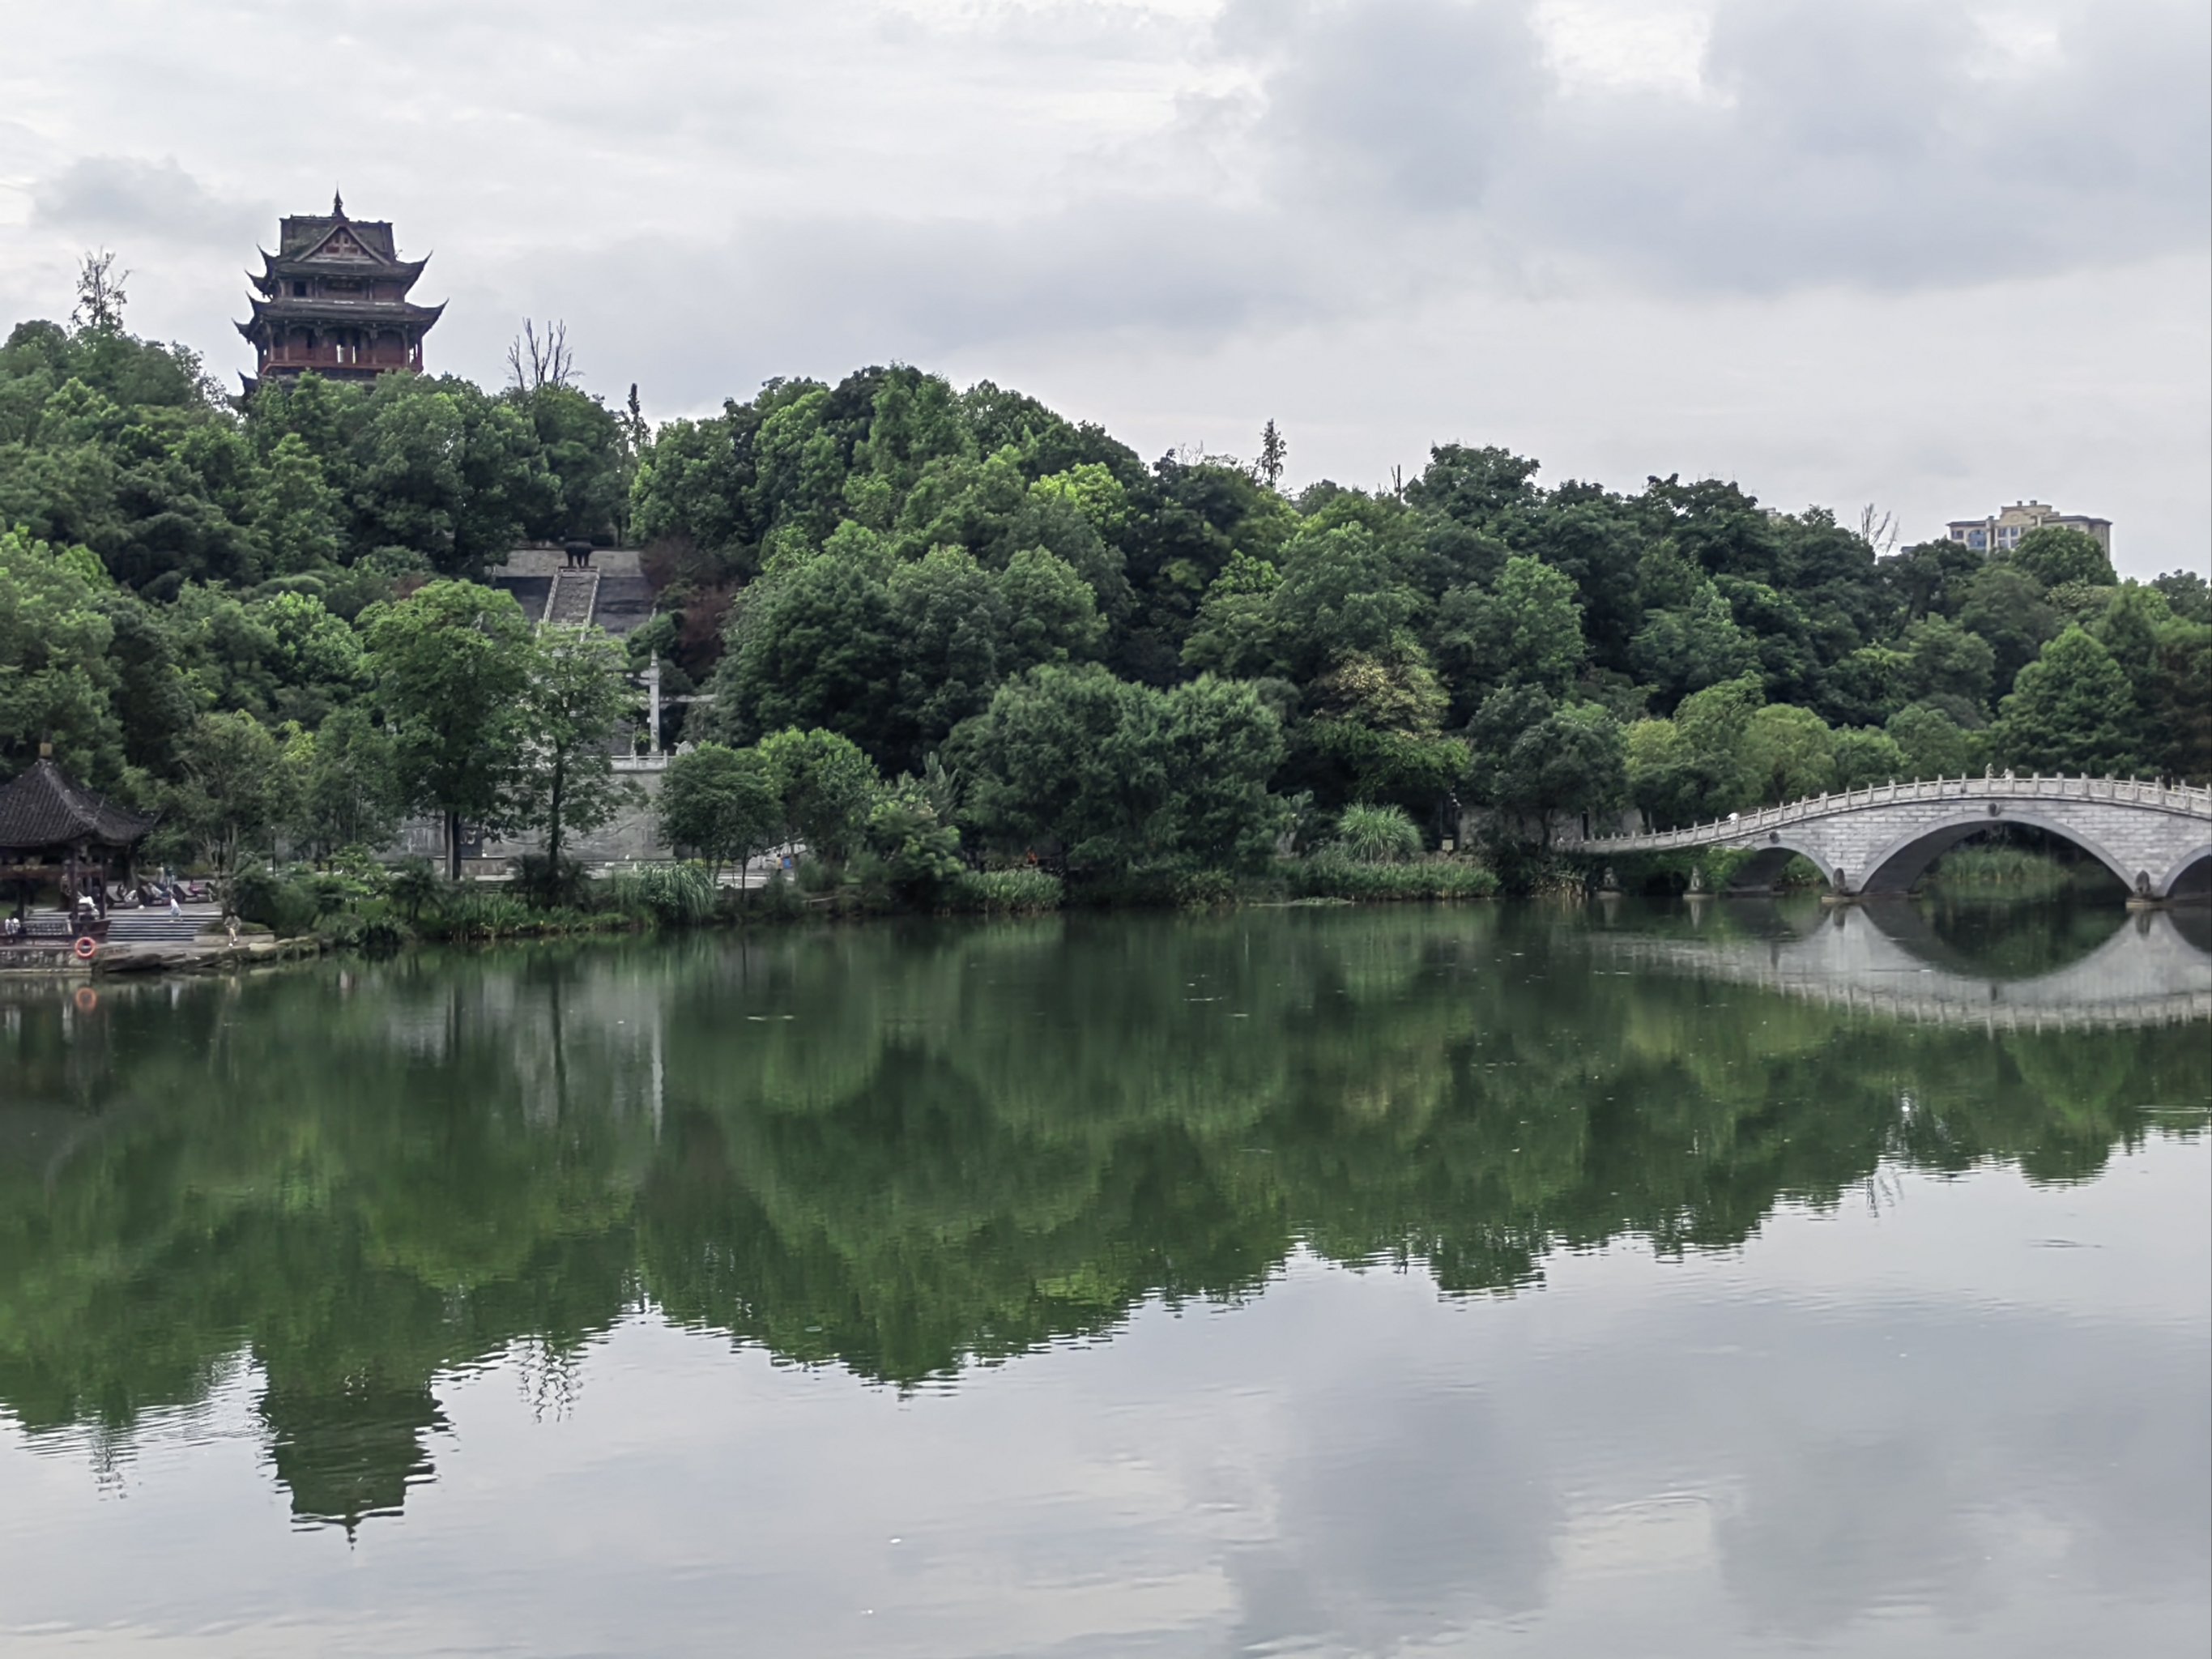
[{"x1": 2, "y1": 901, "x2": 2206, "y2": 1657}]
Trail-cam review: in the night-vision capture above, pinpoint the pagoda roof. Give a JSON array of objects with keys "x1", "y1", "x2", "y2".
[
  {"x1": 255, "y1": 249, "x2": 429, "y2": 291},
  {"x1": 0, "y1": 761, "x2": 157, "y2": 853},
  {"x1": 278, "y1": 210, "x2": 400, "y2": 260},
  {"x1": 236, "y1": 295, "x2": 446, "y2": 335}
]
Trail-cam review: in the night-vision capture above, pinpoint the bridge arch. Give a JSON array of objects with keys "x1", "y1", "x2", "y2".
[
  {"x1": 1721, "y1": 838, "x2": 1839, "y2": 893},
  {"x1": 1856, "y1": 808, "x2": 2141, "y2": 897},
  {"x1": 2163, "y1": 844, "x2": 2212, "y2": 902}
]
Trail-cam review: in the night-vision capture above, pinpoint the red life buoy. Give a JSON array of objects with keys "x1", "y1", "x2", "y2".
[
  {"x1": 73, "y1": 986, "x2": 98, "y2": 1013},
  {"x1": 73, "y1": 936, "x2": 97, "y2": 962}
]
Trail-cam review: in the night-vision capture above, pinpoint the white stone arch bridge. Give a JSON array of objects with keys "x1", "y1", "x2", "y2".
[{"x1": 1563, "y1": 774, "x2": 2212, "y2": 902}]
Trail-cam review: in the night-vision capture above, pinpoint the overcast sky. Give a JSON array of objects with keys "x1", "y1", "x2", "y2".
[{"x1": 2, "y1": 0, "x2": 2205, "y2": 575}]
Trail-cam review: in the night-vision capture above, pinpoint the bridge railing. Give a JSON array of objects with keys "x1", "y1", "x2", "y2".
[{"x1": 1564, "y1": 773, "x2": 2212, "y2": 853}]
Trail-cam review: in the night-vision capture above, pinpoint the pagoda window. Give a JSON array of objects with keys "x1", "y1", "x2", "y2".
[{"x1": 292, "y1": 280, "x2": 308, "y2": 296}]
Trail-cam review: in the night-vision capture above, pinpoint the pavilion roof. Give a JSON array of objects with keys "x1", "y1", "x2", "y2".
[
  {"x1": 236, "y1": 296, "x2": 446, "y2": 335},
  {"x1": 256, "y1": 250, "x2": 429, "y2": 288},
  {"x1": 0, "y1": 761, "x2": 157, "y2": 853},
  {"x1": 278, "y1": 213, "x2": 400, "y2": 260}
]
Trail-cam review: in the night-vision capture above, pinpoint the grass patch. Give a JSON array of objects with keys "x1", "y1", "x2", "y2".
[
  {"x1": 948, "y1": 868, "x2": 1065, "y2": 914},
  {"x1": 1288, "y1": 855, "x2": 1500, "y2": 902}
]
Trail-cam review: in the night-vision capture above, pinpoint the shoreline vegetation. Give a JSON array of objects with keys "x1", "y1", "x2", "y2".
[
  {"x1": 65, "y1": 836, "x2": 2102, "y2": 975},
  {"x1": 3, "y1": 275, "x2": 2208, "y2": 950},
  {"x1": 0, "y1": 835, "x2": 2140, "y2": 983}
]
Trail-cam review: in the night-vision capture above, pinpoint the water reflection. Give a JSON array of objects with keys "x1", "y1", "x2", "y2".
[
  {"x1": 0, "y1": 906, "x2": 2205, "y2": 1542},
  {"x1": 1597, "y1": 897, "x2": 2212, "y2": 1029}
]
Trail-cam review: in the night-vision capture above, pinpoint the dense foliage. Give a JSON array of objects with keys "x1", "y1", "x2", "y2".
[{"x1": 2, "y1": 287, "x2": 2206, "y2": 893}]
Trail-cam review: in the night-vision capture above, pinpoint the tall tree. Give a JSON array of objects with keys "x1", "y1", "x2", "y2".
[
  {"x1": 757, "y1": 727, "x2": 880, "y2": 861},
  {"x1": 293, "y1": 705, "x2": 402, "y2": 860},
  {"x1": 362, "y1": 581, "x2": 536, "y2": 877},
  {"x1": 0, "y1": 528, "x2": 125, "y2": 782},
  {"x1": 2010, "y1": 526, "x2": 2115, "y2": 590},
  {"x1": 71, "y1": 251, "x2": 129, "y2": 335},
  {"x1": 1991, "y1": 627, "x2": 2142, "y2": 778},
  {"x1": 171, "y1": 710, "x2": 288, "y2": 881},
  {"x1": 512, "y1": 626, "x2": 633, "y2": 869},
  {"x1": 1255, "y1": 420, "x2": 1287, "y2": 490}
]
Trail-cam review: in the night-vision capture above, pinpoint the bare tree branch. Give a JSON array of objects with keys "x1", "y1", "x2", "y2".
[
  {"x1": 506, "y1": 317, "x2": 577, "y2": 392},
  {"x1": 1857, "y1": 502, "x2": 1899, "y2": 556}
]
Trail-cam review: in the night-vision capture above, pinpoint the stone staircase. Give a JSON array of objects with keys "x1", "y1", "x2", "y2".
[
  {"x1": 106, "y1": 905, "x2": 221, "y2": 944},
  {"x1": 543, "y1": 569, "x2": 601, "y2": 628}
]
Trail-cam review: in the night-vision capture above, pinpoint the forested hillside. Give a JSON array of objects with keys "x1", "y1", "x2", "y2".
[{"x1": 2, "y1": 293, "x2": 2206, "y2": 886}]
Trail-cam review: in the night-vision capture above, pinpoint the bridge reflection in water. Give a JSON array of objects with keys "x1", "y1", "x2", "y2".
[{"x1": 1597, "y1": 896, "x2": 2212, "y2": 1030}]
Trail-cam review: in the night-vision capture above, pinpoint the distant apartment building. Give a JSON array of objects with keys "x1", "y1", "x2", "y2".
[{"x1": 1946, "y1": 501, "x2": 2112, "y2": 556}]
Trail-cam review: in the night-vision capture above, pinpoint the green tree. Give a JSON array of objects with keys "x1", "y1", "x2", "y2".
[
  {"x1": 1469, "y1": 690, "x2": 1626, "y2": 838},
  {"x1": 1432, "y1": 552, "x2": 1585, "y2": 705},
  {"x1": 2010, "y1": 526, "x2": 2115, "y2": 589},
  {"x1": 1898, "y1": 614, "x2": 1995, "y2": 712},
  {"x1": 1256, "y1": 420, "x2": 1288, "y2": 490},
  {"x1": 293, "y1": 705, "x2": 402, "y2": 860},
  {"x1": 1991, "y1": 627, "x2": 2142, "y2": 777},
  {"x1": 171, "y1": 710, "x2": 288, "y2": 879},
  {"x1": 1629, "y1": 581, "x2": 1760, "y2": 711},
  {"x1": 251, "y1": 432, "x2": 344, "y2": 575},
  {"x1": 362, "y1": 581, "x2": 537, "y2": 877},
  {"x1": 866, "y1": 796, "x2": 966, "y2": 906},
  {"x1": 1958, "y1": 565, "x2": 2061, "y2": 693},
  {"x1": 658, "y1": 743, "x2": 783, "y2": 881},
  {"x1": 996, "y1": 547, "x2": 1105, "y2": 673},
  {"x1": 1741, "y1": 703, "x2": 1835, "y2": 804},
  {"x1": 757, "y1": 727, "x2": 880, "y2": 862},
  {"x1": 70, "y1": 251, "x2": 130, "y2": 335},
  {"x1": 349, "y1": 375, "x2": 548, "y2": 576},
  {"x1": 712, "y1": 527, "x2": 901, "y2": 755},
  {"x1": 1885, "y1": 703, "x2": 1985, "y2": 778},
  {"x1": 1624, "y1": 676, "x2": 1763, "y2": 825},
  {"x1": 513, "y1": 627, "x2": 634, "y2": 871},
  {"x1": 0, "y1": 527, "x2": 124, "y2": 782},
  {"x1": 954, "y1": 665, "x2": 1285, "y2": 876},
  {"x1": 1831, "y1": 727, "x2": 1911, "y2": 790}
]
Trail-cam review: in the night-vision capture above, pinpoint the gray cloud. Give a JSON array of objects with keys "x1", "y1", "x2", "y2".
[
  {"x1": 1216, "y1": 0, "x2": 2211, "y2": 296},
  {"x1": 30, "y1": 156, "x2": 264, "y2": 249}
]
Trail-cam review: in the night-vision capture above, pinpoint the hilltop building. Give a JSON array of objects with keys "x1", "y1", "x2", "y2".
[
  {"x1": 1946, "y1": 501, "x2": 2111, "y2": 556},
  {"x1": 237, "y1": 194, "x2": 442, "y2": 395}
]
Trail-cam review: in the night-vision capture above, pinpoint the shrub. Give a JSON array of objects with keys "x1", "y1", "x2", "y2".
[
  {"x1": 752, "y1": 871, "x2": 805, "y2": 920},
  {"x1": 231, "y1": 867, "x2": 318, "y2": 936},
  {"x1": 1929, "y1": 846, "x2": 2074, "y2": 897},
  {"x1": 607, "y1": 863, "x2": 718, "y2": 927},
  {"x1": 948, "y1": 868, "x2": 1065, "y2": 913},
  {"x1": 439, "y1": 892, "x2": 535, "y2": 940},
  {"x1": 1329, "y1": 803, "x2": 1426, "y2": 864},
  {"x1": 1291, "y1": 854, "x2": 1498, "y2": 902},
  {"x1": 389, "y1": 857, "x2": 441, "y2": 923},
  {"x1": 510, "y1": 851, "x2": 591, "y2": 911}
]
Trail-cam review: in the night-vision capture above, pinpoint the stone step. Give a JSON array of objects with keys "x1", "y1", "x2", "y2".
[{"x1": 543, "y1": 569, "x2": 600, "y2": 627}]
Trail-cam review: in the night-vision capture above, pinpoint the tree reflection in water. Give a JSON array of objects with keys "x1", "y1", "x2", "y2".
[{"x1": 1, "y1": 905, "x2": 2204, "y2": 1527}]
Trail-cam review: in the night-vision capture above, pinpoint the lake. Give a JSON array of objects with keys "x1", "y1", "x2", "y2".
[{"x1": 2, "y1": 901, "x2": 2206, "y2": 1657}]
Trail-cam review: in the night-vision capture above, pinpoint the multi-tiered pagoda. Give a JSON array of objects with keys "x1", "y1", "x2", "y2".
[{"x1": 237, "y1": 194, "x2": 442, "y2": 395}]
